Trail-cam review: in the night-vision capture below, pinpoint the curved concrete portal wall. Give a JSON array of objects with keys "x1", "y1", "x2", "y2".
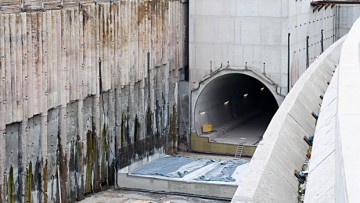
[
  {"x1": 190, "y1": 69, "x2": 284, "y2": 150},
  {"x1": 231, "y1": 35, "x2": 344, "y2": 202},
  {"x1": 194, "y1": 73, "x2": 278, "y2": 141}
]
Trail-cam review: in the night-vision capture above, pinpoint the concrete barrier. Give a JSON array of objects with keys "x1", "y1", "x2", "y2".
[
  {"x1": 303, "y1": 58, "x2": 339, "y2": 203},
  {"x1": 335, "y1": 17, "x2": 360, "y2": 203},
  {"x1": 303, "y1": 17, "x2": 360, "y2": 203},
  {"x1": 231, "y1": 37, "x2": 344, "y2": 202}
]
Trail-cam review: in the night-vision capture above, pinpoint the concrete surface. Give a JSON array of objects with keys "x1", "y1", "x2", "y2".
[
  {"x1": 190, "y1": 0, "x2": 338, "y2": 95},
  {"x1": 304, "y1": 17, "x2": 360, "y2": 203},
  {"x1": 336, "y1": 17, "x2": 360, "y2": 203},
  {"x1": 303, "y1": 64, "x2": 338, "y2": 203},
  {"x1": 231, "y1": 34, "x2": 344, "y2": 203},
  {"x1": 189, "y1": 0, "x2": 360, "y2": 154},
  {"x1": 209, "y1": 111, "x2": 276, "y2": 146}
]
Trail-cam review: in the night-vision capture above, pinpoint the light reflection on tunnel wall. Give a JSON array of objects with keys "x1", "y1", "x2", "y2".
[{"x1": 194, "y1": 74, "x2": 278, "y2": 145}]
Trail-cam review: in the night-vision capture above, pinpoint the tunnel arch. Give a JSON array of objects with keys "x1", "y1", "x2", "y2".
[{"x1": 192, "y1": 71, "x2": 283, "y2": 146}]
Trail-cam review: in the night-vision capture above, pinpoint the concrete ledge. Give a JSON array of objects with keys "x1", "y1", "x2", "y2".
[
  {"x1": 117, "y1": 173, "x2": 237, "y2": 200},
  {"x1": 231, "y1": 37, "x2": 344, "y2": 202},
  {"x1": 191, "y1": 132, "x2": 256, "y2": 157}
]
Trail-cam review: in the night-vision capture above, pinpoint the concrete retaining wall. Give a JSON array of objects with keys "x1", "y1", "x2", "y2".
[
  {"x1": 231, "y1": 35, "x2": 344, "y2": 203},
  {"x1": 0, "y1": 1, "x2": 188, "y2": 202}
]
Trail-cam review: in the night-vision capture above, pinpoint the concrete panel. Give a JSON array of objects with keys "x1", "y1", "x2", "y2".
[
  {"x1": 190, "y1": 0, "x2": 337, "y2": 91},
  {"x1": 304, "y1": 69, "x2": 338, "y2": 203},
  {"x1": 194, "y1": 0, "x2": 236, "y2": 17},
  {"x1": 336, "y1": 17, "x2": 360, "y2": 203},
  {"x1": 47, "y1": 107, "x2": 61, "y2": 202},
  {"x1": 5, "y1": 123, "x2": 22, "y2": 174},
  {"x1": 231, "y1": 35, "x2": 344, "y2": 203}
]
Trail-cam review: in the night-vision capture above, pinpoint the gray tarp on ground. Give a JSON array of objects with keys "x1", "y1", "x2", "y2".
[
  {"x1": 131, "y1": 156, "x2": 215, "y2": 178},
  {"x1": 131, "y1": 156, "x2": 248, "y2": 182},
  {"x1": 195, "y1": 160, "x2": 247, "y2": 182}
]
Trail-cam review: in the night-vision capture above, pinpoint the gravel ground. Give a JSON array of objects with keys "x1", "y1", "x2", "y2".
[{"x1": 77, "y1": 188, "x2": 229, "y2": 203}]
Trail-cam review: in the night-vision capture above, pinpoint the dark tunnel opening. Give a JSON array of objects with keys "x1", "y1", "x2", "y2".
[{"x1": 194, "y1": 74, "x2": 279, "y2": 146}]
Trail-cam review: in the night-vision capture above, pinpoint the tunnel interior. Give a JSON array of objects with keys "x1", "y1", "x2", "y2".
[{"x1": 194, "y1": 73, "x2": 279, "y2": 146}]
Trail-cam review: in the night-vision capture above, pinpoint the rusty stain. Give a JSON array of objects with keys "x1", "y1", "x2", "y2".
[{"x1": 138, "y1": 1, "x2": 148, "y2": 25}]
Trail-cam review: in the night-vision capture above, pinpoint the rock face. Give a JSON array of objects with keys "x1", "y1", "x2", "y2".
[{"x1": 0, "y1": 1, "x2": 188, "y2": 202}]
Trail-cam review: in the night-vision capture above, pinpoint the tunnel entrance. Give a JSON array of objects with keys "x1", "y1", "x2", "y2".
[{"x1": 194, "y1": 73, "x2": 279, "y2": 146}]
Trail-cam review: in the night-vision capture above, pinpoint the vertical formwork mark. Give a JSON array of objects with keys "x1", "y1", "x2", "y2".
[
  {"x1": 306, "y1": 36, "x2": 310, "y2": 69},
  {"x1": 288, "y1": 33, "x2": 291, "y2": 93},
  {"x1": 321, "y1": 29, "x2": 324, "y2": 53},
  {"x1": 147, "y1": 51, "x2": 150, "y2": 103}
]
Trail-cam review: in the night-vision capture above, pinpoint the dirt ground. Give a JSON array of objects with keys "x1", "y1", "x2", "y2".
[{"x1": 78, "y1": 188, "x2": 229, "y2": 203}]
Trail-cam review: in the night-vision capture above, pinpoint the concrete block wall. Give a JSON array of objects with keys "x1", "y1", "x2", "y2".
[
  {"x1": 0, "y1": 1, "x2": 188, "y2": 202},
  {"x1": 231, "y1": 34, "x2": 344, "y2": 203}
]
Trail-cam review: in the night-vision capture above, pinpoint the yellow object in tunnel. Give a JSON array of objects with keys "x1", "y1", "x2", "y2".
[{"x1": 202, "y1": 124, "x2": 213, "y2": 133}]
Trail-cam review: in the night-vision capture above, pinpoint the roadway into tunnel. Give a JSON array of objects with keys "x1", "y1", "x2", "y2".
[
  {"x1": 194, "y1": 73, "x2": 279, "y2": 146},
  {"x1": 208, "y1": 111, "x2": 277, "y2": 145}
]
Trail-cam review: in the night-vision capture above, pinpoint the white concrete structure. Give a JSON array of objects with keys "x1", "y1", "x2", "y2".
[
  {"x1": 300, "y1": 17, "x2": 360, "y2": 203},
  {"x1": 334, "y1": 17, "x2": 360, "y2": 203},
  {"x1": 304, "y1": 55, "x2": 338, "y2": 203},
  {"x1": 190, "y1": 0, "x2": 336, "y2": 94},
  {"x1": 189, "y1": 0, "x2": 340, "y2": 148},
  {"x1": 232, "y1": 16, "x2": 360, "y2": 203},
  {"x1": 336, "y1": 5, "x2": 360, "y2": 38},
  {"x1": 231, "y1": 32, "x2": 344, "y2": 203}
]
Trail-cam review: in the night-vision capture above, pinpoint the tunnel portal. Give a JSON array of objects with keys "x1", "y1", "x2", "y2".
[{"x1": 194, "y1": 73, "x2": 279, "y2": 146}]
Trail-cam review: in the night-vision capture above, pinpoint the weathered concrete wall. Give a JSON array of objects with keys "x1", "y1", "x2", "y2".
[
  {"x1": 0, "y1": 0, "x2": 188, "y2": 202},
  {"x1": 231, "y1": 34, "x2": 344, "y2": 203}
]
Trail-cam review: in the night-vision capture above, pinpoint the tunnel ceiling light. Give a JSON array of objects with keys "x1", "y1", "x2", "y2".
[
  {"x1": 224, "y1": 101, "x2": 230, "y2": 105},
  {"x1": 200, "y1": 111, "x2": 206, "y2": 115},
  {"x1": 260, "y1": 87, "x2": 265, "y2": 91},
  {"x1": 244, "y1": 93, "x2": 248, "y2": 98}
]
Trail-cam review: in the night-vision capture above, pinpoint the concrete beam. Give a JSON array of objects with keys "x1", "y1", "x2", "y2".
[{"x1": 311, "y1": 1, "x2": 360, "y2": 6}]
